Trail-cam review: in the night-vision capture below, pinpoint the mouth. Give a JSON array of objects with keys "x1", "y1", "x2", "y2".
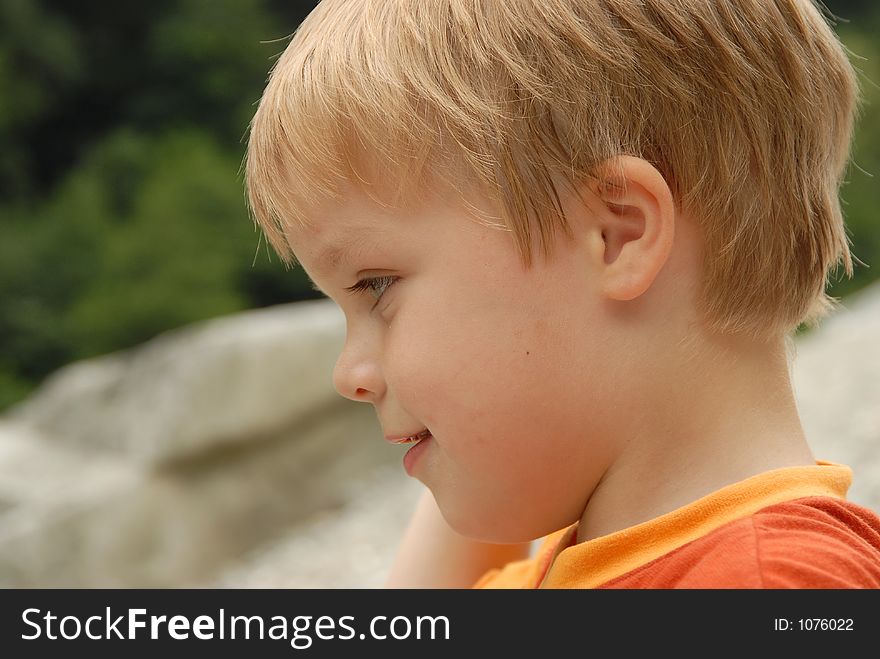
[{"x1": 389, "y1": 428, "x2": 432, "y2": 445}]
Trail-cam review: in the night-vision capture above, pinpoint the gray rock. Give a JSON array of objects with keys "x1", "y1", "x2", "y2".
[
  {"x1": 211, "y1": 463, "x2": 423, "y2": 589},
  {"x1": 0, "y1": 401, "x2": 396, "y2": 587},
  {"x1": 8, "y1": 300, "x2": 345, "y2": 466},
  {"x1": 0, "y1": 298, "x2": 405, "y2": 586}
]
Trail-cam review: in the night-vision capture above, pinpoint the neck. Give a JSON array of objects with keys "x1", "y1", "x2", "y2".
[{"x1": 576, "y1": 332, "x2": 815, "y2": 545}]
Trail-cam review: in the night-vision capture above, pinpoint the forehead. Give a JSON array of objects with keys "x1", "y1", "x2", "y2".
[
  {"x1": 283, "y1": 188, "x2": 401, "y2": 275},
  {"x1": 281, "y1": 171, "x2": 501, "y2": 280},
  {"x1": 306, "y1": 224, "x2": 388, "y2": 273}
]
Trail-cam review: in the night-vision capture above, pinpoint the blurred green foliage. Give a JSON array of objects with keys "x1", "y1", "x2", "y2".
[
  {"x1": 833, "y1": 23, "x2": 880, "y2": 299},
  {"x1": 0, "y1": 0, "x2": 322, "y2": 411},
  {"x1": 0, "y1": 0, "x2": 878, "y2": 411}
]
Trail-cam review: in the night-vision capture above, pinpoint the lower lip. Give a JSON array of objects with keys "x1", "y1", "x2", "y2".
[{"x1": 403, "y1": 434, "x2": 432, "y2": 475}]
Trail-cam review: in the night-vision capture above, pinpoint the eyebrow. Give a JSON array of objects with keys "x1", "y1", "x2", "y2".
[{"x1": 306, "y1": 230, "x2": 378, "y2": 295}]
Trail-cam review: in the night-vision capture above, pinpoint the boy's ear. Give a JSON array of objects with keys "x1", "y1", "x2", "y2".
[{"x1": 588, "y1": 155, "x2": 675, "y2": 302}]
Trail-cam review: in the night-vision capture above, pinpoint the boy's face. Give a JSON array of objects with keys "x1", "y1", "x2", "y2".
[{"x1": 285, "y1": 178, "x2": 629, "y2": 543}]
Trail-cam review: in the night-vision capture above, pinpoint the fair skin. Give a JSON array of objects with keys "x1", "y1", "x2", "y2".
[{"x1": 282, "y1": 155, "x2": 815, "y2": 587}]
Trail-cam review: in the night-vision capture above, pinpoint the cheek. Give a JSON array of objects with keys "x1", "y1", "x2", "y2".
[{"x1": 391, "y1": 297, "x2": 570, "y2": 435}]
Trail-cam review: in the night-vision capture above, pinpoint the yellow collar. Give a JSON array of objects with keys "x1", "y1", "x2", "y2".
[{"x1": 539, "y1": 460, "x2": 852, "y2": 588}]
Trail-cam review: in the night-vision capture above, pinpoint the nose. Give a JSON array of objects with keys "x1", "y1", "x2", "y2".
[{"x1": 332, "y1": 333, "x2": 385, "y2": 403}]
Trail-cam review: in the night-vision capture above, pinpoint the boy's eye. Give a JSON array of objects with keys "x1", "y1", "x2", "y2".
[{"x1": 344, "y1": 275, "x2": 397, "y2": 308}]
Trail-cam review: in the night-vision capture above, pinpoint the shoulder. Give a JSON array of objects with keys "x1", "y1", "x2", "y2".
[
  {"x1": 748, "y1": 496, "x2": 880, "y2": 588},
  {"x1": 603, "y1": 497, "x2": 880, "y2": 588}
]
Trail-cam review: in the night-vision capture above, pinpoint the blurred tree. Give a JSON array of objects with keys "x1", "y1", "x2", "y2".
[
  {"x1": 0, "y1": 161, "x2": 111, "y2": 391},
  {"x1": 65, "y1": 130, "x2": 251, "y2": 357},
  {"x1": 0, "y1": 0, "x2": 84, "y2": 199},
  {"x1": 824, "y1": 1, "x2": 873, "y2": 19},
  {"x1": 0, "y1": 1, "x2": 317, "y2": 410},
  {"x1": 827, "y1": 25, "x2": 880, "y2": 301}
]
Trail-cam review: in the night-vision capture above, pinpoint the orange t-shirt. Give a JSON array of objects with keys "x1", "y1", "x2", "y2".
[{"x1": 473, "y1": 461, "x2": 880, "y2": 588}]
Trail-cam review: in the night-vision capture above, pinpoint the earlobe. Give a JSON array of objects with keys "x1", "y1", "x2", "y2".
[{"x1": 591, "y1": 156, "x2": 676, "y2": 302}]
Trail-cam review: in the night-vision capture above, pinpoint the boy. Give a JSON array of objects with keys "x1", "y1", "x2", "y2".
[{"x1": 244, "y1": 0, "x2": 880, "y2": 588}]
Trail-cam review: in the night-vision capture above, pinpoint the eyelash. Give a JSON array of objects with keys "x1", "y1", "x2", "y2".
[{"x1": 344, "y1": 275, "x2": 397, "y2": 308}]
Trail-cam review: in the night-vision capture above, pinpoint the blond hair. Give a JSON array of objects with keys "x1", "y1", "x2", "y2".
[{"x1": 245, "y1": 0, "x2": 861, "y2": 340}]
